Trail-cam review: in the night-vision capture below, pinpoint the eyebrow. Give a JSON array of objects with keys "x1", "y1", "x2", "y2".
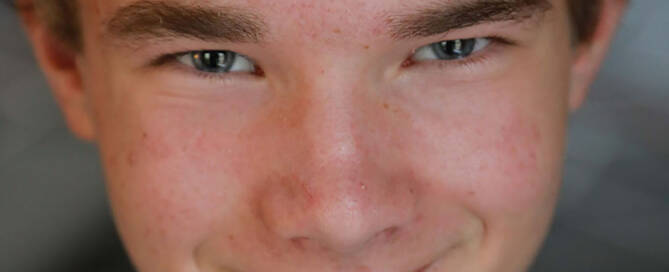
[
  {"x1": 388, "y1": 0, "x2": 553, "y2": 40},
  {"x1": 106, "y1": 0, "x2": 267, "y2": 43}
]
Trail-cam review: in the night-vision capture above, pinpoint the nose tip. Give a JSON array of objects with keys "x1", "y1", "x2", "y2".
[
  {"x1": 258, "y1": 174, "x2": 416, "y2": 254},
  {"x1": 291, "y1": 193, "x2": 398, "y2": 252}
]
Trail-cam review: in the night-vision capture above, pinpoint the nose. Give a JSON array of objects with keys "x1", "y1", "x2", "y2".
[{"x1": 257, "y1": 68, "x2": 417, "y2": 254}]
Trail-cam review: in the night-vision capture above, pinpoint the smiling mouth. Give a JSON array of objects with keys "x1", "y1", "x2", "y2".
[{"x1": 413, "y1": 260, "x2": 435, "y2": 272}]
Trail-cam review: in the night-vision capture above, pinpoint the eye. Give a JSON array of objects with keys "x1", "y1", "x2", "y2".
[
  {"x1": 412, "y1": 38, "x2": 491, "y2": 61},
  {"x1": 177, "y1": 50, "x2": 256, "y2": 73}
]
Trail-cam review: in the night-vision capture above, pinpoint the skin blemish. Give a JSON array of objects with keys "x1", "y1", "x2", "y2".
[
  {"x1": 363, "y1": 44, "x2": 370, "y2": 49},
  {"x1": 415, "y1": 213, "x2": 423, "y2": 223},
  {"x1": 401, "y1": 58, "x2": 414, "y2": 68},
  {"x1": 291, "y1": 237, "x2": 307, "y2": 251},
  {"x1": 300, "y1": 181, "x2": 316, "y2": 205},
  {"x1": 126, "y1": 150, "x2": 136, "y2": 167},
  {"x1": 355, "y1": 265, "x2": 371, "y2": 272},
  {"x1": 381, "y1": 102, "x2": 404, "y2": 114},
  {"x1": 140, "y1": 129, "x2": 173, "y2": 160},
  {"x1": 333, "y1": 28, "x2": 342, "y2": 34}
]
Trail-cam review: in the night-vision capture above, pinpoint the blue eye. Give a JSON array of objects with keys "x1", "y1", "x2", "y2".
[
  {"x1": 177, "y1": 50, "x2": 256, "y2": 73},
  {"x1": 412, "y1": 38, "x2": 491, "y2": 61}
]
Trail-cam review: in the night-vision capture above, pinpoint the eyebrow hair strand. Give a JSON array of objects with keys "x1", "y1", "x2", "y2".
[
  {"x1": 106, "y1": 0, "x2": 267, "y2": 43},
  {"x1": 389, "y1": 0, "x2": 553, "y2": 40}
]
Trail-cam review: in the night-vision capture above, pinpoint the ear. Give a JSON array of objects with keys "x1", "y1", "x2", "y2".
[
  {"x1": 568, "y1": 0, "x2": 628, "y2": 112},
  {"x1": 18, "y1": 2, "x2": 96, "y2": 141}
]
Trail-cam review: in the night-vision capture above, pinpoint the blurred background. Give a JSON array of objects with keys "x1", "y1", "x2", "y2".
[{"x1": 1, "y1": 1, "x2": 667, "y2": 272}]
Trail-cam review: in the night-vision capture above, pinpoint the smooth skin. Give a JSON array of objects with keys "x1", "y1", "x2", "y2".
[{"x1": 20, "y1": 0, "x2": 626, "y2": 271}]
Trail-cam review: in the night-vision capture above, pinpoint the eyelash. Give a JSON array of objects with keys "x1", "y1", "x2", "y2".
[
  {"x1": 149, "y1": 36, "x2": 513, "y2": 80},
  {"x1": 404, "y1": 36, "x2": 513, "y2": 71},
  {"x1": 149, "y1": 51, "x2": 262, "y2": 82}
]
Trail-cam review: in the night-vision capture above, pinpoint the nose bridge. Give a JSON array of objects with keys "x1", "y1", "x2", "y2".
[
  {"x1": 293, "y1": 68, "x2": 383, "y2": 251},
  {"x1": 302, "y1": 71, "x2": 363, "y2": 180},
  {"x1": 281, "y1": 49, "x2": 369, "y2": 176}
]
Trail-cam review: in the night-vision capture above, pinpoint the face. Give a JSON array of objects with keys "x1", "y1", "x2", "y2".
[{"x1": 24, "y1": 0, "x2": 625, "y2": 271}]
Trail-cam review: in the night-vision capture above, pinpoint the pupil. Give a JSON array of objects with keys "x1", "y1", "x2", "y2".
[
  {"x1": 433, "y1": 39, "x2": 476, "y2": 60},
  {"x1": 193, "y1": 51, "x2": 235, "y2": 72}
]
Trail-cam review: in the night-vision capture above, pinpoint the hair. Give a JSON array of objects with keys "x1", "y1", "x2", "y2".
[{"x1": 17, "y1": 0, "x2": 602, "y2": 51}]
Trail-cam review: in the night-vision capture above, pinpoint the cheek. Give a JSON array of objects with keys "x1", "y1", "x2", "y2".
[
  {"x1": 418, "y1": 109, "x2": 550, "y2": 210},
  {"x1": 98, "y1": 104, "x2": 252, "y2": 261},
  {"x1": 468, "y1": 109, "x2": 549, "y2": 210},
  {"x1": 396, "y1": 80, "x2": 566, "y2": 220}
]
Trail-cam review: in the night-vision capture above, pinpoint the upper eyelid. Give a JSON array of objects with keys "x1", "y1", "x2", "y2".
[{"x1": 412, "y1": 37, "x2": 497, "y2": 57}]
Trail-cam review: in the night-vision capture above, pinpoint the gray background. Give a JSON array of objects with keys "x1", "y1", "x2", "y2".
[{"x1": 1, "y1": 1, "x2": 667, "y2": 271}]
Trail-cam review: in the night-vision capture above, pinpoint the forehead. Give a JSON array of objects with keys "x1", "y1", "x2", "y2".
[
  {"x1": 84, "y1": 0, "x2": 561, "y2": 47},
  {"x1": 84, "y1": 0, "x2": 415, "y2": 46},
  {"x1": 87, "y1": 0, "x2": 400, "y2": 28}
]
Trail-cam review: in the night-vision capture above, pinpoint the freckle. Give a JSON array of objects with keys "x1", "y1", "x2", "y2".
[
  {"x1": 363, "y1": 45, "x2": 370, "y2": 49},
  {"x1": 468, "y1": 191, "x2": 476, "y2": 196},
  {"x1": 142, "y1": 132, "x2": 148, "y2": 140},
  {"x1": 356, "y1": 265, "x2": 371, "y2": 272},
  {"x1": 333, "y1": 28, "x2": 341, "y2": 34},
  {"x1": 518, "y1": 161, "x2": 527, "y2": 169},
  {"x1": 126, "y1": 151, "x2": 136, "y2": 166},
  {"x1": 531, "y1": 124, "x2": 541, "y2": 142},
  {"x1": 510, "y1": 146, "x2": 518, "y2": 154},
  {"x1": 228, "y1": 234, "x2": 235, "y2": 241},
  {"x1": 383, "y1": 103, "x2": 390, "y2": 110},
  {"x1": 292, "y1": 238, "x2": 307, "y2": 251},
  {"x1": 108, "y1": 153, "x2": 119, "y2": 166}
]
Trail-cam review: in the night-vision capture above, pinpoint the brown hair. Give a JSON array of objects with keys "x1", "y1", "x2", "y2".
[{"x1": 20, "y1": 0, "x2": 602, "y2": 51}]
